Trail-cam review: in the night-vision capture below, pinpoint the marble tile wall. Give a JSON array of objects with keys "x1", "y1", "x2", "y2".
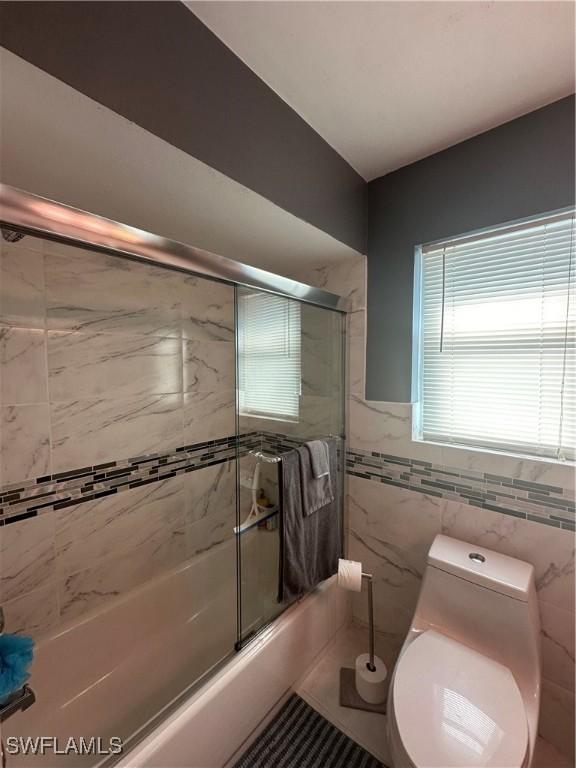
[
  {"x1": 0, "y1": 234, "x2": 237, "y2": 639},
  {"x1": 0, "y1": 235, "x2": 237, "y2": 484},
  {"x1": 0, "y1": 237, "x2": 349, "y2": 647},
  {"x1": 0, "y1": 462, "x2": 237, "y2": 636},
  {"x1": 347, "y1": 447, "x2": 575, "y2": 530},
  {"x1": 291, "y1": 252, "x2": 575, "y2": 759}
]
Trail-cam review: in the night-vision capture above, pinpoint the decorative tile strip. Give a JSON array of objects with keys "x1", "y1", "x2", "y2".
[
  {"x1": 0, "y1": 433, "x2": 260, "y2": 526},
  {"x1": 6, "y1": 432, "x2": 568, "y2": 534},
  {"x1": 0, "y1": 430, "x2": 346, "y2": 527},
  {"x1": 346, "y1": 447, "x2": 575, "y2": 532}
]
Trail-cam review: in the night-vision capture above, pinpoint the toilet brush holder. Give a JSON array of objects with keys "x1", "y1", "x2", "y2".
[{"x1": 337, "y1": 559, "x2": 388, "y2": 714}]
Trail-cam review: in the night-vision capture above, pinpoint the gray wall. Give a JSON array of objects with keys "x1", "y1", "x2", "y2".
[
  {"x1": 0, "y1": 1, "x2": 366, "y2": 254},
  {"x1": 366, "y1": 95, "x2": 576, "y2": 402}
]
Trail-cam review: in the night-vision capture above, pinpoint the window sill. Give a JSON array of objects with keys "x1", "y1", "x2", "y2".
[
  {"x1": 413, "y1": 436, "x2": 575, "y2": 468},
  {"x1": 240, "y1": 412, "x2": 300, "y2": 425}
]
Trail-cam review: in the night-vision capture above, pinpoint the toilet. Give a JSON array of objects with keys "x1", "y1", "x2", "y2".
[{"x1": 388, "y1": 534, "x2": 541, "y2": 768}]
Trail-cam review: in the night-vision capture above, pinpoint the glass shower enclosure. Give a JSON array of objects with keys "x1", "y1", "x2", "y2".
[
  {"x1": 0, "y1": 185, "x2": 346, "y2": 766},
  {"x1": 236, "y1": 287, "x2": 346, "y2": 645}
]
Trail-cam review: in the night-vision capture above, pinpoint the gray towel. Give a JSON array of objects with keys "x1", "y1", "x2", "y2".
[
  {"x1": 299, "y1": 441, "x2": 335, "y2": 516},
  {"x1": 306, "y1": 440, "x2": 330, "y2": 478},
  {"x1": 279, "y1": 441, "x2": 340, "y2": 603}
]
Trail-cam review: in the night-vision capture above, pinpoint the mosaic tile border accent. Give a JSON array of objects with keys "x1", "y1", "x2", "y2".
[
  {"x1": 0, "y1": 430, "x2": 342, "y2": 527},
  {"x1": 346, "y1": 447, "x2": 576, "y2": 531},
  {"x1": 3, "y1": 430, "x2": 572, "y2": 533},
  {"x1": 0, "y1": 433, "x2": 261, "y2": 526}
]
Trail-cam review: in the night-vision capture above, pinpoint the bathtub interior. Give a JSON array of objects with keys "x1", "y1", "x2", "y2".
[{"x1": 2, "y1": 540, "x2": 236, "y2": 767}]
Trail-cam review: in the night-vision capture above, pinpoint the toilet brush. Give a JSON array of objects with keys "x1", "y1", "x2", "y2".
[{"x1": 337, "y1": 559, "x2": 388, "y2": 714}]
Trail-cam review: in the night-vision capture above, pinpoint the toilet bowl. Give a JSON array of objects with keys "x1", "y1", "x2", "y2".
[{"x1": 387, "y1": 534, "x2": 540, "y2": 768}]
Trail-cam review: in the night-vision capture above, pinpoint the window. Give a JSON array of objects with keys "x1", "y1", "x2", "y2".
[
  {"x1": 238, "y1": 290, "x2": 301, "y2": 420},
  {"x1": 416, "y1": 210, "x2": 575, "y2": 461}
]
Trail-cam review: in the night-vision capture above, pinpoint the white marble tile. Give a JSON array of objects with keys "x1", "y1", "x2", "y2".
[
  {"x1": 298, "y1": 394, "x2": 342, "y2": 440},
  {"x1": 539, "y1": 679, "x2": 575, "y2": 761},
  {"x1": 347, "y1": 308, "x2": 365, "y2": 340},
  {"x1": 439, "y1": 443, "x2": 526, "y2": 479},
  {"x1": 540, "y1": 601, "x2": 575, "y2": 693},
  {"x1": 301, "y1": 338, "x2": 339, "y2": 397},
  {"x1": 348, "y1": 337, "x2": 365, "y2": 397},
  {"x1": 441, "y1": 498, "x2": 575, "y2": 613},
  {"x1": 517, "y1": 460, "x2": 575, "y2": 493},
  {"x1": 55, "y1": 476, "x2": 185, "y2": 576},
  {"x1": 0, "y1": 512, "x2": 55, "y2": 602},
  {"x1": 59, "y1": 525, "x2": 186, "y2": 621},
  {"x1": 348, "y1": 476, "x2": 443, "y2": 560},
  {"x1": 237, "y1": 412, "x2": 289, "y2": 438},
  {"x1": 440, "y1": 444, "x2": 575, "y2": 491},
  {"x1": 47, "y1": 330, "x2": 182, "y2": 401},
  {"x1": 185, "y1": 460, "x2": 236, "y2": 526},
  {"x1": 346, "y1": 477, "x2": 442, "y2": 616},
  {"x1": 204, "y1": 538, "x2": 238, "y2": 603},
  {"x1": 50, "y1": 394, "x2": 183, "y2": 471},
  {"x1": 1, "y1": 582, "x2": 59, "y2": 640},
  {"x1": 3, "y1": 234, "x2": 45, "y2": 254},
  {"x1": 301, "y1": 303, "x2": 344, "y2": 343},
  {"x1": 348, "y1": 563, "x2": 414, "y2": 650},
  {"x1": 1, "y1": 404, "x2": 51, "y2": 483},
  {"x1": 348, "y1": 396, "x2": 412, "y2": 454},
  {"x1": 0, "y1": 327, "x2": 48, "y2": 404},
  {"x1": 240, "y1": 525, "x2": 282, "y2": 633},
  {"x1": 186, "y1": 509, "x2": 235, "y2": 558},
  {"x1": 180, "y1": 275, "x2": 234, "y2": 342},
  {"x1": 185, "y1": 461, "x2": 236, "y2": 559},
  {"x1": 297, "y1": 255, "x2": 366, "y2": 310},
  {"x1": 183, "y1": 340, "x2": 235, "y2": 393},
  {"x1": 45, "y1": 244, "x2": 180, "y2": 337},
  {"x1": 348, "y1": 396, "x2": 574, "y2": 494},
  {"x1": 348, "y1": 522, "x2": 423, "y2": 616},
  {"x1": 183, "y1": 390, "x2": 235, "y2": 443},
  {"x1": 0, "y1": 242, "x2": 45, "y2": 329}
]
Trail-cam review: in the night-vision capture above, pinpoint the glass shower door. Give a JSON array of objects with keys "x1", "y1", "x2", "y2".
[
  {"x1": 0, "y1": 233, "x2": 239, "y2": 766},
  {"x1": 235, "y1": 286, "x2": 346, "y2": 646}
]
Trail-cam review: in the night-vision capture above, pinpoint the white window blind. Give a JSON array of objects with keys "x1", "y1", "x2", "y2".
[
  {"x1": 417, "y1": 210, "x2": 575, "y2": 461},
  {"x1": 238, "y1": 291, "x2": 301, "y2": 420}
]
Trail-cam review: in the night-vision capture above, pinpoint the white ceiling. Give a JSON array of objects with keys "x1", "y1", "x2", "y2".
[{"x1": 188, "y1": 1, "x2": 576, "y2": 181}]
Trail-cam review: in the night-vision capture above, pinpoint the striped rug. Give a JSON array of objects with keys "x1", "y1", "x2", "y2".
[{"x1": 233, "y1": 694, "x2": 385, "y2": 768}]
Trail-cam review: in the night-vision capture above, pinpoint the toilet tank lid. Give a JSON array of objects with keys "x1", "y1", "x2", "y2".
[{"x1": 428, "y1": 535, "x2": 534, "y2": 601}]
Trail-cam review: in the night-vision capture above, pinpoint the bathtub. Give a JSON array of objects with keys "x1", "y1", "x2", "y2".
[
  {"x1": 117, "y1": 575, "x2": 350, "y2": 768},
  {"x1": 2, "y1": 540, "x2": 349, "y2": 768}
]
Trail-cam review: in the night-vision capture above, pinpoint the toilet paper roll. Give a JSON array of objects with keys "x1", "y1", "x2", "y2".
[
  {"x1": 355, "y1": 653, "x2": 388, "y2": 705},
  {"x1": 337, "y1": 558, "x2": 363, "y2": 592}
]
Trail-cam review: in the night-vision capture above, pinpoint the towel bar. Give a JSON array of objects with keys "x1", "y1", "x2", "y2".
[{"x1": 248, "y1": 449, "x2": 282, "y2": 463}]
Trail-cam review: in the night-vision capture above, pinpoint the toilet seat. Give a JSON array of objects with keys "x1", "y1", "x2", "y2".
[{"x1": 392, "y1": 630, "x2": 528, "y2": 768}]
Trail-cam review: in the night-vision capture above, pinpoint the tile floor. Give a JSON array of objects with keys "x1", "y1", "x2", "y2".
[{"x1": 296, "y1": 622, "x2": 573, "y2": 768}]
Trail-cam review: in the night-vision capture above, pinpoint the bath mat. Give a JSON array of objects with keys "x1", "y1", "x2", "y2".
[{"x1": 232, "y1": 693, "x2": 385, "y2": 768}]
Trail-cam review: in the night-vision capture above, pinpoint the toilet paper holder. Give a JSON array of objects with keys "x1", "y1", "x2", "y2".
[
  {"x1": 337, "y1": 560, "x2": 388, "y2": 714},
  {"x1": 337, "y1": 560, "x2": 376, "y2": 673},
  {"x1": 361, "y1": 571, "x2": 376, "y2": 673}
]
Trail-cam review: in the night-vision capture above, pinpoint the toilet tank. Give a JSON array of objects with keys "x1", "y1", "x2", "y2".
[{"x1": 412, "y1": 535, "x2": 541, "y2": 699}]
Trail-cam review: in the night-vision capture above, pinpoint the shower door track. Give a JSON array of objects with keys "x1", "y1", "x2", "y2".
[{"x1": 0, "y1": 184, "x2": 349, "y2": 312}]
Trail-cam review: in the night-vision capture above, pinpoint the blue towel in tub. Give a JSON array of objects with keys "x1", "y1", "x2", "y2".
[{"x1": 0, "y1": 633, "x2": 34, "y2": 702}]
